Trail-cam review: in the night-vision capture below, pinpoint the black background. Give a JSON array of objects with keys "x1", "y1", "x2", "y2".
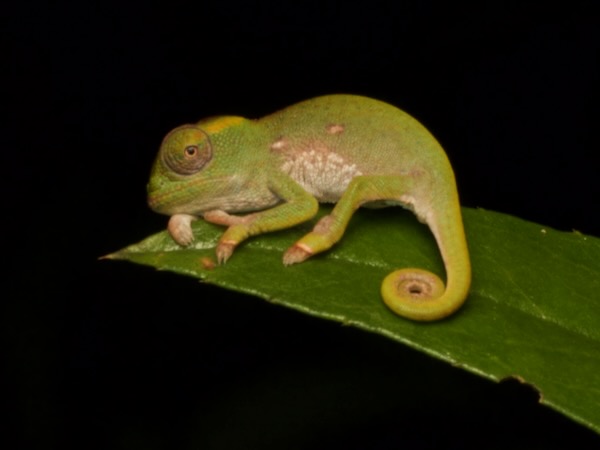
[{"x1": 5, "y1": 1, "x2": 600, "y2": 449}]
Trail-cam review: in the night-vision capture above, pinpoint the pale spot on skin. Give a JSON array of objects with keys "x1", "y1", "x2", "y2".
[
  {"x1": 270, "y1": 137, "x2": 287, "y2": 151},
  {"x1": 280, "y1": 147, "x2": 363, "y2": 202},
  {"x1": 313, "y1": 215, "x2": 335, "y2": 234},
  {"x1": 326, "y1": 123, "x2": 345, "y2": 135}
]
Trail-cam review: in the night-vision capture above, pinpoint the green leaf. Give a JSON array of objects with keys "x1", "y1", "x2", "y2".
[{"x1": 105, "y1": 207, "x2": 600, "y2": 433}]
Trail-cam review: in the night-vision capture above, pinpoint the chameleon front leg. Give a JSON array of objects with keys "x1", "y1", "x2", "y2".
[
  {"x1": 284, "y1": 174, "x2": 470, "y2": 321},
  {"x1": 168, "y1": 214, "x2": 198, "y2": 246},
  {"x1": 206, "y1": 177, "x2": 319, "y2": 263}
]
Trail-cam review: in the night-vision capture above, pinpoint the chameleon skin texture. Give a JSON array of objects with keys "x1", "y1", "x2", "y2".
[{"x1": 147, "y1": 95, "x2": 471, "y2": 321}]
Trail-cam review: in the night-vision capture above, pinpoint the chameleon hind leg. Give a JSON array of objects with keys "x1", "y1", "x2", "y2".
[
  {"x1": 283, "y1": 175, "x2": 415, "y2": 265},
  {"x1": 284, "y1": 172, "x2": 470, "y2": 322}
]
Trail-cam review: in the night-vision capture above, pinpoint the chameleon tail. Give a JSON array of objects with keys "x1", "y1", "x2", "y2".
[{"x1": 380, "y1": 199, "x2": 471, "y2": 321}]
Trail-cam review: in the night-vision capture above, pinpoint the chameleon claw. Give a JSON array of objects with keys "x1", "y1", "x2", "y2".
[
  {"x1": 283, "y1": 243, "x2": 313, "y2": 266},
  {"x1": 216, "y1": 241, "x2": 237, "y2": 264},
  {"x1": 168, "y1": 214, "x2": 197, "y2": 246}
]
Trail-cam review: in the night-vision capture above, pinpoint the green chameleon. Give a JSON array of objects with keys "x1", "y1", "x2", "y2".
[{"x1": 147, "y1": 95, "x2": 471, "y2": 321}]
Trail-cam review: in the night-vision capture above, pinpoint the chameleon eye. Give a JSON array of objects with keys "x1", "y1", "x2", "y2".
[
  {"x1": 185, "y1": 145, "x2": 198, "y2": 157},
  {"x1": 161, "y1": 126, "x2": 212, "y2": 175}
]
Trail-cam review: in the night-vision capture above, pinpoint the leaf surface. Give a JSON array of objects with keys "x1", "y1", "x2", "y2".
[{"x1": 106, "y1": 207, "x2": 600, "y2": 433}]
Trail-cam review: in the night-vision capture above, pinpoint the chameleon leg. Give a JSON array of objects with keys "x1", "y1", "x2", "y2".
[
  {"x1": 214, "y1": 177, "x2": 319, "y2": 263},
  {"x1": 283, "y1": 175, "x2": 412, "y2": 264},
  {"x1": 284, "y1": 174, "x2": 471, "y2": 322},
  {"x1": 380, "y1": 189, "x2": 470, "y2": 321}
]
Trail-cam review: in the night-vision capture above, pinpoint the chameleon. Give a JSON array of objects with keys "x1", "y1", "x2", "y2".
[{"x1": 147, "y1": 95, "x2": 471, "y2": 321}]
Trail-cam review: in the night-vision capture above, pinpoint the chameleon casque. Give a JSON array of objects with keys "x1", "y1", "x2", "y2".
[{"x1": 147, "y1": 95, "x2": 471, "y2": 321}]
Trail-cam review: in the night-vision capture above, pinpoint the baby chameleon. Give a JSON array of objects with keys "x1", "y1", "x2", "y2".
[{"x1": 147, "y1": 95, "x2": 471, "y2": 321}]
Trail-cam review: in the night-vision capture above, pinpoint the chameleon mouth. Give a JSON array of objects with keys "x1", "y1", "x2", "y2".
[
  {"x1": 146, "y1": 182, "x2": 205, "y2": 216},
  {"x1": 146, "y1": 182, "x2": 174, "y2": 214},
  {"x1": 147, "y1": 192, "x2": 160, "y2": 211},
  {"x1": 146, "y1": 176, "x2": 186, "y2": 213},
  {"x1": 147, "y1": 191, "x2": 166, "y2": 214}
]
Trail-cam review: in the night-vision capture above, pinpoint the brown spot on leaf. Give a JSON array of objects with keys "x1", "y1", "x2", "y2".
[{"x1": 201, "y1": 257, "x2": 216, "y2": 270}]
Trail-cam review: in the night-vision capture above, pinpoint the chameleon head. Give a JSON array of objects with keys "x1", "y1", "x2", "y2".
[{"x1": 147, "y1": 125, "x2": 213, "y2": 214}]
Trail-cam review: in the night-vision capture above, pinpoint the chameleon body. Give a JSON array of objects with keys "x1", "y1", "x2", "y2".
[{"x1": 147, "y1": 95, "x2": 471, "y2": 321}]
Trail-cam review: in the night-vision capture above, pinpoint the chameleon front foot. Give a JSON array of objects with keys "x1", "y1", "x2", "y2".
[
  {"x1": 168, "y1": 214, "x2": 197, "y2": 246},
  {"x1": 216, "y1": 240, "x2": 237, "y2": 264},
  {"x1": 215, "y1": 222, "x2": 256, "y2": 264}
]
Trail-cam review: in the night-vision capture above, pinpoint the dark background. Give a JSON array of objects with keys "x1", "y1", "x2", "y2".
[{"x1": 5, "y1": 1, "x2": 600, "y2": 449}]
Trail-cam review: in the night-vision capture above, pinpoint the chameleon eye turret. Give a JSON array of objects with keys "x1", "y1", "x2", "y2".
[{"x1": 160, "y1": 125, "x2": 212, "y2": 175}]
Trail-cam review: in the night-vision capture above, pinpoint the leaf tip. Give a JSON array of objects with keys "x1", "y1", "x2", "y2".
[
  {"x1": 99, "y1": 248, "x2": 133, "y2": 261},
  {"x1": 98, "y1": 252, "x2": 120, "y2": 261}
]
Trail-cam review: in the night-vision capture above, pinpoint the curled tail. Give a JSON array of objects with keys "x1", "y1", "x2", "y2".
[{"x1": 381, "y1": 197, "x2": 471, "y2": 321}]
